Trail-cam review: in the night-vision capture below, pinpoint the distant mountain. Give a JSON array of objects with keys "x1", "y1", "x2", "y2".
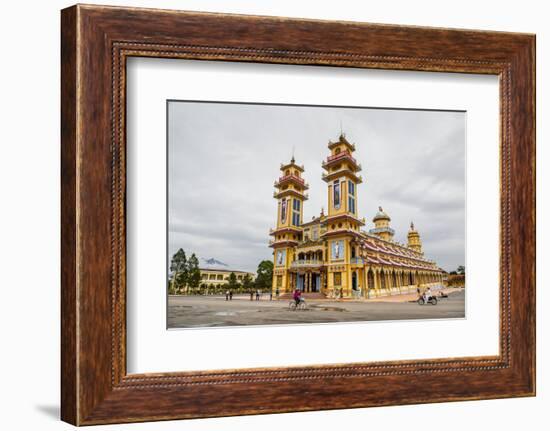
[{"x1": 200, "y1": 257, "x2": 229, "y2": 269}]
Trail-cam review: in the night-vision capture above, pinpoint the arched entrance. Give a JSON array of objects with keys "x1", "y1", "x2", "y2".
[
  {"x1": 367, "y1": 269, "x2": 375, "y2": 290},
  {"x1": 311, "y1": 272, "x2": 320, "y2": 292},
  {"x1": 380, "y1": 269, "x2": 386, "y2": 289}
]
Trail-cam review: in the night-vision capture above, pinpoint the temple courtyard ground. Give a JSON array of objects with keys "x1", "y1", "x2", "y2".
[{"x1": 168, "y1": 288, "x2": 465, "y2": 328}]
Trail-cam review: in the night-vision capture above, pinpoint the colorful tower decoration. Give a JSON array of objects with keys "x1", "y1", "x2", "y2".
[
  {"x1": 369, "y1": 206, "x2": 395, "y2": 242},
  {"x1": 321, "y1": 133, "x2": 364, "y2": 296},
  {"x1": 270, "y1": 157, "x2": 309, "y2": 293},
  {"x1": 407, "y1": 221, "x2": 423, "y2": 253}
]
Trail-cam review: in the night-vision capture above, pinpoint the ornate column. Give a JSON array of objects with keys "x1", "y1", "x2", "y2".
[
  {"x1": 398, "y1": 270, "x2": 403, "y2": 293},
  {"x1": 373, "y1": 269, "x2": 380, "y2": 297},
  {"x1": 363, "y1": 268, "x2": 368, "y2": 298}
]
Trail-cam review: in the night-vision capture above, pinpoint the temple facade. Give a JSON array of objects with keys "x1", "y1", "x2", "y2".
[{"x1": 269, "y1": 134, "x2": 445, "y2": 299}]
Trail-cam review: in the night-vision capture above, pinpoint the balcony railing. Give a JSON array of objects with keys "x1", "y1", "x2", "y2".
[
  {"x1": 350, "y1": 257, "x2": 365, "y2": 265},
  {"x1": 269, "y1": 237, "x2": 299, "y2": 246},
  {"x1": 328, "y1": 150, "x2": 354, "y2": 162},
  {"x1": 290, "y1": 259, "x2": 324, "y2": 268},
  {"x1": 322, "y1": 151, "x2": 361, "y2": 168},
  {"x1": 368, "y1": 227, "x2": 396, "y2": 235},
  {"x1": 275, "y1": 174, "x2": 305, "y2": 186}
]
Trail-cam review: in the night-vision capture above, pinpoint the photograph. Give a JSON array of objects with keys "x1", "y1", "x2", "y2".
[{"x1": 167, "y1": 101, "x2": 466, "y2": 328}]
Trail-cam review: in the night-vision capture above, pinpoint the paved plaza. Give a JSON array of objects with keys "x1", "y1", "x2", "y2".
[{"x1": 168, "y1": 289, "x2": 465, "y2": 328}]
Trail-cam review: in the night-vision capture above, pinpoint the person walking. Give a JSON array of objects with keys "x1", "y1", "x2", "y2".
[
  {"x1": 275, "y1": 287, "x2": 280, "y2": 300},
  {"x1": 255, "y1": 289, "x2": 260, "y2": 301},
  {"x1": 249, "y1": 290, "x2": 254, "y2": 301},
  {"x1": 229, "y1": 290, "x2": 233, "y2": 301},
  {"x1": 225, "y1": 290, "x2": 229, "y2": 301}
]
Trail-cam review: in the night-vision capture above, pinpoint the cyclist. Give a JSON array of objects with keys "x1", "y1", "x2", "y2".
[{"x1": 293, "y1": 288, "x2": 302, "y2": 307}]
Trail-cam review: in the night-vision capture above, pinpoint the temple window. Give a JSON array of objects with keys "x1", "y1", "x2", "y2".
[
  {"x1": 348, "y1": 180, "x2": 356, "y2": 213},
  {"x1": 291, "y1": 199, "x2": 301, "y2": 226},
  {"x1": 280, "y1": 199, "x2": 288, "y2": 223},
  {"x1": 333, "y1": 181, "x2": 341, "y2": 208}
]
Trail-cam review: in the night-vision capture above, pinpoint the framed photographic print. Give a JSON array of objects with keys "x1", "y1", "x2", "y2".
[{"x1": 61, "y1": 4, "x2": 535, "y2": 425}]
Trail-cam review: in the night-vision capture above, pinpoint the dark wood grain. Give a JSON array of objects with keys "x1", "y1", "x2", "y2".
[
  {"x1": 60, "y1": 5, "x2": 77, "y2": 425},
  {"x1": 61, "y1": 4, "x2": 535, "y2": 425}
]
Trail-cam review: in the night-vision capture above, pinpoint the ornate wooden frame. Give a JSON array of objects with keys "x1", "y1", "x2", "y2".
[{"x1": 61, "y1": 4, "x2": 535, "y2": 425}]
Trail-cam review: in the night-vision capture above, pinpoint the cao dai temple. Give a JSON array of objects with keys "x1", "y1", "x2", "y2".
[{"x1": 269, "y1": 134, "x2": 445, "y2": 299}]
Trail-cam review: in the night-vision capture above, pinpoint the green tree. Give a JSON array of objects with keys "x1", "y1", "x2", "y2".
[
  {"x1": 170, "y1": 248, "x2": 187, "y2": 293},
  {"x1": 255, "y1": 260, "x2": 273, "y2": 290},
  {"x1": 242, "y1": 273, "x2": 253, "y2": 291},
  {"x1": 228, "y1": 272, "x2": 239, "y2": 290},
  {"x1": 187, "y1": 253, "x2": 201, "y2": 292},
  {"x1": 457, "y1": 265, "x2": 465, "y2": 275}
]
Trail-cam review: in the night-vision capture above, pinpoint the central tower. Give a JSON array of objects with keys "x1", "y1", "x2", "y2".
[{"x1": 321, "y1": 133, "x2": 364, "y2": 297}]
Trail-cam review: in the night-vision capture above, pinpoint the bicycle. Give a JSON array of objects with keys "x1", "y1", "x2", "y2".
[{"x1": 288, "y1": 298, "x2": 307, "y2": 311}]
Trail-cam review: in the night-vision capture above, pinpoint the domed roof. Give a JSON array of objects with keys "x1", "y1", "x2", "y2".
[{"x1": 373, "y1": 206, "x2": 390, "y2": 222}]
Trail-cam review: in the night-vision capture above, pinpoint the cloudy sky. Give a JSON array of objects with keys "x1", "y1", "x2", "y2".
[{"x1": 168, "y1": 101, "x2": 465, "y2": 273}]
